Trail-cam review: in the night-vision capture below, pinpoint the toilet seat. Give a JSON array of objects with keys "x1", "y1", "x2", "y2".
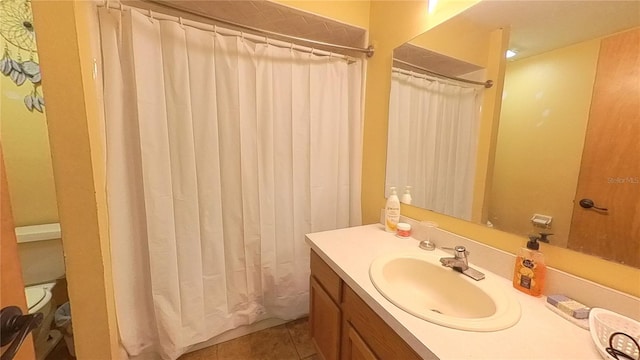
[
  {"x1": 24, "y1": 286, "x2": 51, "y2": 314},
  {"x1": 25, "y1": 287, "x2": 46, "y2": 311}
]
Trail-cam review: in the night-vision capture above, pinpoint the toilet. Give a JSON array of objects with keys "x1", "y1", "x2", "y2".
[{"x1": 25, "y1": 282, "x2": 63, "y2": 360}]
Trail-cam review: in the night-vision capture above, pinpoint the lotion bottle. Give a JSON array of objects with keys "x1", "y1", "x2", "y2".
[
  {"x1": 401, "y1": 186, "x2": 412, "y2": 205},
  {"x1": 512, "y1": 235, "x2": 547, "y2": 296},
  {"x1": 385, "y1": 187, "x2": 400, "y2": 233}
]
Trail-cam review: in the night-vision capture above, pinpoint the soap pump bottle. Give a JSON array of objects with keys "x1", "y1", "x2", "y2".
[
  {"x1": 512, "y1": 234, "x2": 548, "y2": 296},
  {"x1": 385, "y1": 187, "x2": 400, "y2": 233}
]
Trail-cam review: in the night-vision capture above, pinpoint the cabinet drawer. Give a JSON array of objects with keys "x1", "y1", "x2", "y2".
[{"x1": 311, "y1": 250, "x2": 342, "y2": 303}]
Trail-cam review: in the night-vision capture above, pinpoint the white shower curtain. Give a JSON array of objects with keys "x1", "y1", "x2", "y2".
[
  {"x1": 386, "y1": 70, "x2": 481, "y2": 220},
  {"x1": 98, "y1": 8, "x2": 362, "y2": 359}
]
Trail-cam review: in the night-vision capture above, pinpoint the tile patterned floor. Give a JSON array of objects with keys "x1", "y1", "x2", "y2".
[
  {"x1": 180, "y1": 317, "x2": 318, "y2": 360},
  {"x1": 46, "y1": 317, "x2": 316, "y2": 360}
]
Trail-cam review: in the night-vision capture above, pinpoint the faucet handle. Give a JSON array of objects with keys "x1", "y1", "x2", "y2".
[
  {"x1": 454, "y1": 246, "x2": 468, "y2": 258},
  {"x1": 441, "y1": 246, "x2": 469, "y2": 258}
]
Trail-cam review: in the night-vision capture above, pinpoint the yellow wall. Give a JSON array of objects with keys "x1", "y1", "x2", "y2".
[
  {"x1": 0, "y1": 48, "x2": 58, "y2": 227},
  {"x1": 362, "y1": 0, "x2": 640, "y2": 297},
  {"x1": 472, "y1": 27, "x2": 509, "y2": 223},
  {"x1": 31, "y1": 1, "x2": 119, "y2": 358},
  {"x1": 273, "y1": 0, "x2": 371, "y2": 30},
  {"x1": 490, "y1": 39, "x2": 600, "y2": 247},
  {"x1": 30, "y1": 2, "x2": 639, "y2": 358}
]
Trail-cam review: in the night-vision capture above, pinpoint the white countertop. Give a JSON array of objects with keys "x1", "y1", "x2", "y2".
[{"x1": 306, "y1": 224, "x2": 603, "y2": 360}]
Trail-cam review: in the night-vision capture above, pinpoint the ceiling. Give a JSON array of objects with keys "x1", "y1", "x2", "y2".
[
  {"x1": 460, "y1": 0, "x2": 640, "y2": 60},
  {"x1": 394, "y1": 0, "x2": 640, "y2": 77}
]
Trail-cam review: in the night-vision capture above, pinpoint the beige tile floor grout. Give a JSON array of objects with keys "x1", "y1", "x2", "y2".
[{"x1": 179, "y1": 317, "x2": 318, "y2": 360}]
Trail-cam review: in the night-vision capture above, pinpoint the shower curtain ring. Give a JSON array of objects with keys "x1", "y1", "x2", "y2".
[
  {"x1": 119, "y1": 2, "x2": 123, "y2": 11},
  {"x1": 148, "y1": 9, "x2": 154, "y2": 22},
  {"x1": 179, "y1": 16, "x2": 184, "y2": 28},
  {"x1": 105, "y1": 0, "x2": 110, "y2": 11}
]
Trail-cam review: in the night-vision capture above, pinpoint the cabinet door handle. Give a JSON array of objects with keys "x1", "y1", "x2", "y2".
[{"x1": 0, "y1": 306, "x2": 43, "y2": 360}]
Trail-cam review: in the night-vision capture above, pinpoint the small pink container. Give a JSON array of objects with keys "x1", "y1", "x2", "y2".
[{"x1": 396, "y1": 223, "x2": 411, "y2": 238}]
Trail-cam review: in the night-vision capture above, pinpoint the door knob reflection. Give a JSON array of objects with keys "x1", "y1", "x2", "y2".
[{"x1": 579, "y1": 198, "x2": 608, "y2": 211}]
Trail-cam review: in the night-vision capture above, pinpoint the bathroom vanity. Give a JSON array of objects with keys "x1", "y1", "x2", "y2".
[
  {"x1": 310, "y1": 249, "x2": 425, "y2": 360},
  {"x1": 306, "y1": 224, "x2": 621, "y2": 359}
]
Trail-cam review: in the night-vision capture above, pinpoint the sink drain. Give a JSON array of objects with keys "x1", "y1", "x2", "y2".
[{"x1": 430, "y1": 309, "x2": 442, "y2": 314}]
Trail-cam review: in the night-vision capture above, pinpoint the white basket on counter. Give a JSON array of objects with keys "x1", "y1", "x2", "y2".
[{"x1": 589, "y1": 308, "x2": 640, "y2": 360}]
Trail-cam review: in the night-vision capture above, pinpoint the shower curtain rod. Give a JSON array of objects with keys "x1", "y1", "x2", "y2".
[
  {"x1": 392, "y1": 67, "x2": 471, "y2": 88},
  {"x1": 134, "y1": 0, "x2": 375, "y2": 58},
  {"x1": 393, "y1": 58, "x2": 493, "y2": 88},
  {"x1": 393, "y1": 67, "x2": 488, "y2": 91},
  {"x1": 100, "y1": 2, "x2": 359, "y2": 62}
]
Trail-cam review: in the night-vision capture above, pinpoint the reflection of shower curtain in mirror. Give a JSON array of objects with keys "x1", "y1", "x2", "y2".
[
  {"x1": 97, "y1": 8, "x2": 363, "y2": 359},
  {"x1": 387, "y1": 70, "x2": 481, "y2": 221}
]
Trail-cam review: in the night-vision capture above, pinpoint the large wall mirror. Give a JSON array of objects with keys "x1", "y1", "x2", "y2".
[{"x1": 385, "y1": 1, "x2": 640, "y2": 268}]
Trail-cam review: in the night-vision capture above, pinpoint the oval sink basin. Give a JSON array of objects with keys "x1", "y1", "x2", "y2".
[{"x1": 369, "y1": 252, "x2": 521, "y2": 332}]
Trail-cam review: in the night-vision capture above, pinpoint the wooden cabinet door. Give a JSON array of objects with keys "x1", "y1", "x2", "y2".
[
  {"x1": 310, "y1": 276, "x2": 341, "y2": 360},
  {"x1": 341, "y1": 285, "x2": 430, "y2": 360},
  {"x1": 342, "y1": 323, "x2": 378, "y2": 360}
]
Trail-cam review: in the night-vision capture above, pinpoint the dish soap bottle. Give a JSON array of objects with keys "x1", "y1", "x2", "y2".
[
  {"x1": 512, "y1": 234, "x2": 547, "y2": 296},
  {"x1": 385, "y1": 187, "x2": 400, "y2": 233}
]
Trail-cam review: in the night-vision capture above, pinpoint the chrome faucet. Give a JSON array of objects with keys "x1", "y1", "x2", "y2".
[
  {"x1": 439, "y1": 246, "x2": 469, "y2": 270},
  {"x1": 439, "y1": 246, "x2": 485, "y2": 281}
]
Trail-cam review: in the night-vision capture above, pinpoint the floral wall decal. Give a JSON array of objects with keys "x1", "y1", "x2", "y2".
[{"x1": 0, "y1": 0, "x2": 44, "y2": 113}]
